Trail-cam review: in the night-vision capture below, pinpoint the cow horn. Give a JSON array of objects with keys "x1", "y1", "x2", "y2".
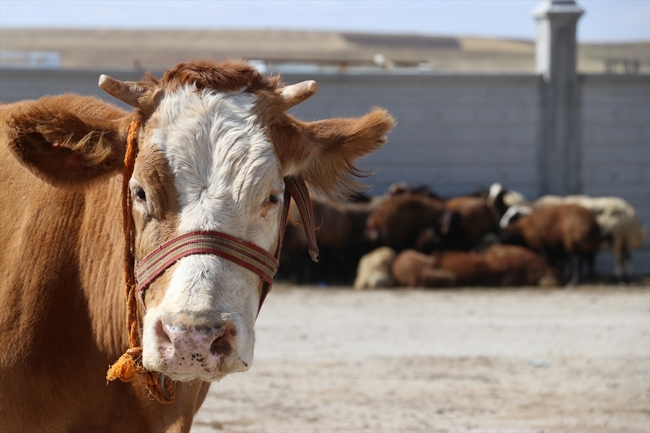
[
  {"x1": 280, "y1": 80, "x2": 318, "y2": 108},
  {"x1": 99, "y1": 75, "x2": 144, "y2": 108}
]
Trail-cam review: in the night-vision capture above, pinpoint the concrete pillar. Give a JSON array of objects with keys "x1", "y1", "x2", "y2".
[{"x1": 533, "y1": 0, "x2": 584, "y2": 196}]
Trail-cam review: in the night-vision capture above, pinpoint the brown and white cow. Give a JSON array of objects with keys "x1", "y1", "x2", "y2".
[{"x1": 0, "y1": 60, "x2": 394, "y2": 432}]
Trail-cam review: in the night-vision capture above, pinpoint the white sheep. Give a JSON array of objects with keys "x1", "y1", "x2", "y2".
[
  {"x1": 535, "y1": 195, "x2": 647, "y2": 280},
  {"x1": 353, "y1": 247, "x2": 396, "y2": 290}
]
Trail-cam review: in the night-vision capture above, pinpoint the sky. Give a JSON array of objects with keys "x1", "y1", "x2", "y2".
[{"x1": 1, "y1": 1, "x2": 649, "y2": 43}]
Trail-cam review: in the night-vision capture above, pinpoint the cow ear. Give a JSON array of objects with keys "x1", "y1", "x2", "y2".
[
  {"x1": 276, "y1": 107, "x2": 395, "y2": 198},
  {"x1": 3, "y1": 94, "x2": 130, "y2": 187}
]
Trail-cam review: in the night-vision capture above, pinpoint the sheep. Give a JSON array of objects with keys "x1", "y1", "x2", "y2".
[
  {"x1": 353, "y1": 247, "x2": 396, "y2": 290},
  {"x1": 389, "y1": 245, "x2": 563, "y2": 288},
  {"x1": 365, "y1": 188, "x2": 502, "y2": 254},
  {"x1": 535, "y1": 195, "x2": 647, "y2": 280},
  {"x1": 279, "y1": 195, "x2": 378, "y2": 284},
  {"x1": 500, "y1": 203, "x2": 602, "y2": 284},
  {"x1": 364, "y1": 193, "x2": 446, "y2": 252},
  {"x1": 439, "y1": 195, "x2": 500, "y2": 250},
  {"x1": 483, "y1": 244, "x2": 564, "y2": 287},
  {"x1": 389, "y1": 249, "x2": 458, "y2": 288},
  {"x1": 517, "y1": 194, "x2": 647, "y2": 280}
]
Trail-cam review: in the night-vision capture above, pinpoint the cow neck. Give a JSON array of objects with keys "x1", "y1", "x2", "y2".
[{"x1": 107, "y1": 120, "x2": 320, "y2": 405}]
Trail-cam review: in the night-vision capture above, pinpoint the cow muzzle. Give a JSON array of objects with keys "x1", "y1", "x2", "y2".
[{"x1": 144, "y1": 313, "x2": 250, "y2": 381}]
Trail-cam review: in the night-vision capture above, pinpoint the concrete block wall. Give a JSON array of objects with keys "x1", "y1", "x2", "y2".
[
  {"x1": 1, "y1": 68, "x2": 648, "y2": 275},
  {"x1": 580, "y1": 75, "x2": 650, "y2": 275},
  {"x1": 285, "y1": 71, "x2": 650, "y2": 276},
  {"x1": 284, "y1": 73, "x2": 544, "y2": 200},
  {"x1": 0, "y1": 68, "x2": 142, "y2": 110}
]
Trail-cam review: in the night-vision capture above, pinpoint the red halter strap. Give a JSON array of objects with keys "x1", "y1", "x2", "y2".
[
  {"x1": 135, "y1": 231, "x2": 278, "y2": 287},
  {"x1": 134, "y1": 176, "x2": 319, "y2": 314}
]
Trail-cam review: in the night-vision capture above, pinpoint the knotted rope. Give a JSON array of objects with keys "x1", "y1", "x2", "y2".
[{"x1": 106, "y1": 120, "x2": 176, "y2": 404}]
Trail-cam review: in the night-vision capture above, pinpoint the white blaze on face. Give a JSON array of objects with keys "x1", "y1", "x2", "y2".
[{"x1": 140, "y1": 84, "x2": 284, "y2": 380}]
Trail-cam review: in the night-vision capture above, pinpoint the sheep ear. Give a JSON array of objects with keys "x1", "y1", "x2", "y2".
[
  {"x1": 274, "y1": 108, "x2": 395, "y2": 197},
  {"x1": 3, "y1": 94, "x2": 130, "y2": 187}
]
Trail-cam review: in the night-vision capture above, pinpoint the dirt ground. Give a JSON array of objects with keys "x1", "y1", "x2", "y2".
[{"x1": 190, "y1": 282, "x2": 650, "y2": 433}]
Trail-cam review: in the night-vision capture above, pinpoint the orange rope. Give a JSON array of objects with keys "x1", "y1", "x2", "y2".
[
  {"x1": 123, "y1": 120, "x2": 139, "y2": 349},
  {"x1": 106, "y1": 120, "x2": 176, "y2": 405}
]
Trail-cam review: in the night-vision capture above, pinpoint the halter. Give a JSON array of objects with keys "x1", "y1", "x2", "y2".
[
  {"x1": 107, "y1": 120, "x2": 319, "y2": 404},
  {"x1": 134, "y1": 176, "x2": 318, "y2": 315}
]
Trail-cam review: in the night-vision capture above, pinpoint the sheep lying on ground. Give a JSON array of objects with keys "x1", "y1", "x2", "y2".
[
  {"x1": 483, "y1": 244, "x2": 563, "y2": 287},
  {"x1": 390, "y1": 250, "x2": 458, "y2": 288},
  {"x1": 353, "y1": 247, "x2": 396, "y2": 290},
  {"x1": 389, "y1": 245, "x2": 563, "y2": 288},
  {"x1": 535, "y1": 195, "x2": 647, "y2": 280},
  {"x1": 500, "y1": 203, "x2": 602, "y2": 284}
]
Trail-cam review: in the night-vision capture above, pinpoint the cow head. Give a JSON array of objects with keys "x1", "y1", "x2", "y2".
[
  {"x1": 4, "y1": 60, "x2": 394, "y2": 382},
  {"x1": 108, "y1": 61, "x2": 396, "y2": 382}
]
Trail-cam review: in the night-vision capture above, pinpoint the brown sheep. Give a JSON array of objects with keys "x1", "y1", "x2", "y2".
[
  {"x1": 373, "y1": 193, "x2": 500, "y2": 253},
  {"x1": 439, "y1": 196, "x2": 500, "y2": 250},
  {"x1": 483, "y1": 245, "x2": 564, "y2": 287},
  {"x1": 500, "y1": 203, "x2": 602, "y2": 284},
  {"x1": 389, "y1": 249, "x2": 458, "y2": 288},
  {"x1": 364, "y1": 194, "x2": 445, "y2": 252},
  {"x1": 390, "y1": 245, "x2": 563, "y2": 288},
  {"x1": 535, "y1": 194, "x2": 647, "y2": 281}
]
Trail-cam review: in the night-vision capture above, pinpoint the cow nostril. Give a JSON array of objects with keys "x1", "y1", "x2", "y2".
[
  {"x1": 210, "y1": 335, "x2": 232, "y2": 357},
  {"x1": 210, "y1": 323, "x2": 234, "y2": 357},
  {"x1": 156, "y1": 320, "x2": 172, "y2": 344}
]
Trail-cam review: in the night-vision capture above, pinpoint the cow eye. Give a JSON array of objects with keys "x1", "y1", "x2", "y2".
[
  {"x1": 267, "y1": 194, "x2": 279, "y2": 204},
  {"x1": 134, "y1": 187, "x2": 147, "y2": 202}
]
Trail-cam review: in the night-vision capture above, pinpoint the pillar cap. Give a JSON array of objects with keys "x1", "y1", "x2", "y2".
[{"x1": 533, "y1": 0, "x2": 584, "y2": 20}]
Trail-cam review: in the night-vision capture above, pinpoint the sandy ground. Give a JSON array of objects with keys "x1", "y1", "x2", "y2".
[{"x1": 190, "y1": 283, "x2": 650, "y2": 433}]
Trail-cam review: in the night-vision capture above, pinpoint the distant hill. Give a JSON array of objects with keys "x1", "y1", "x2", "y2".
[{"x1": 0, "y1": 29, "x2": 648, "y2": 73}]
